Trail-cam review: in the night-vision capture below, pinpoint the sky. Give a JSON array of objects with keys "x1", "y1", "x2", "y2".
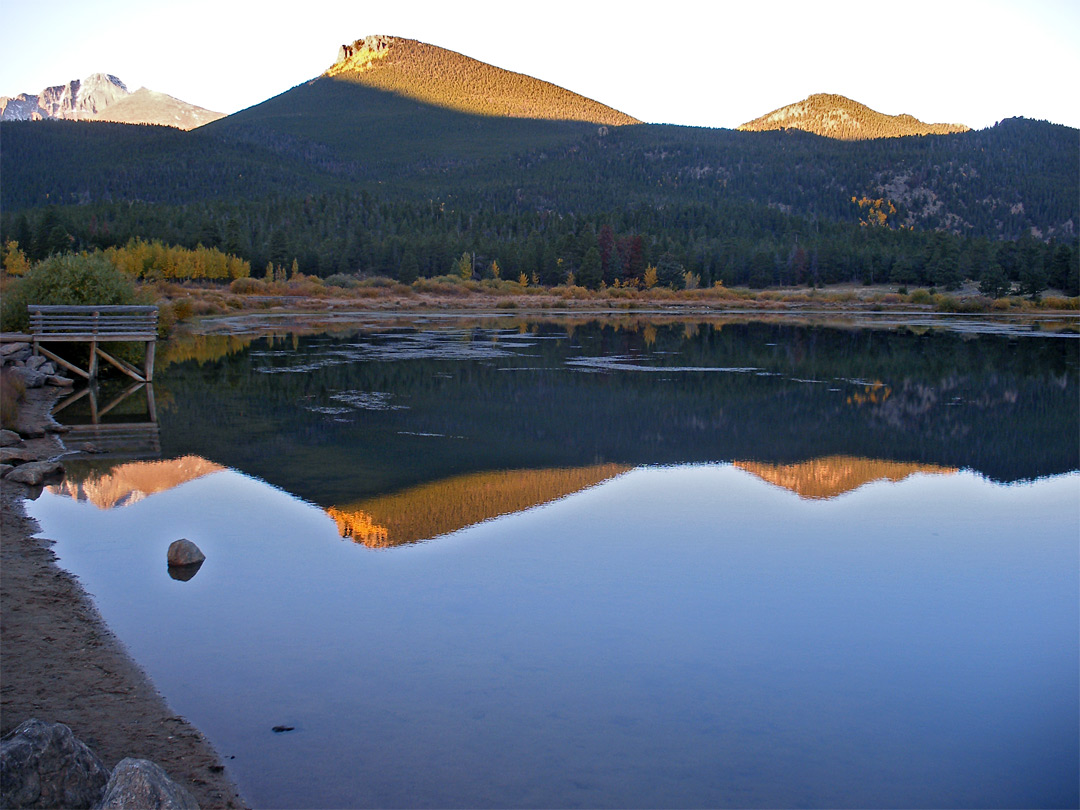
[{"x1": 2, "y1": 0, "x2": 1078, "y2": 131}]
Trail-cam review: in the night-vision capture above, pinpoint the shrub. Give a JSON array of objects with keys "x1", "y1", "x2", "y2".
[
  {"x1": 357, "y1": 276, "x2": 399, "y2": 288},
  {"x1": 156, "y1": 302, "x2": 178, "y2": 336},
  {"x1": 172, "y1": 298, "x2": 195, "y2": 321},
  {"x1": 908, "y1": 288, "x2": 933, "y2": 305},
  {"x1": 1040, "y1": 296, "x2": 1079, "y2": 311},
  {"x1": 324, "y1": 274, "x2": 360, "y2": 288},
  {"x1": 230, "y1": 277, "x2": 263, "y2": 294},
  {"x1": 0, "y1": 253, "x2": 137, "y2": 332}
]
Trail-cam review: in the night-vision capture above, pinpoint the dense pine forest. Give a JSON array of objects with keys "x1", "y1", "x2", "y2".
[{"x1": 4, "y1": 188, "x2": 1077, "y2": 295}]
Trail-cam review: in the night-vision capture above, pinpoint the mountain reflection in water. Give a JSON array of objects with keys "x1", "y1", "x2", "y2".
[
  {"x1": 52, "y1": 454, "x2": 964, "y2": 542},
  {"x1": 734, "y1": 456, "x2": 957, "y2": 499},
  {"x1": 48, "y1": 456, "x2": 226, "y2": 509},
  {"x1": 149, "y1": 319, "x2": 1078, "y2": 507},
  {"x1": 326, "y1": 463, "x2": 632, "y2": 546}
]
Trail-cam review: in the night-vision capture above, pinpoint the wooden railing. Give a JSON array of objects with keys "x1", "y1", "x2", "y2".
[{"x1": 28, "y1": 305, "x2": 158, "y2": 382}]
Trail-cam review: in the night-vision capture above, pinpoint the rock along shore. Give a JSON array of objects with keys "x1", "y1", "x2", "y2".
[{"x1": 1, "y1": 374, "x2": 248, "y2": 809}]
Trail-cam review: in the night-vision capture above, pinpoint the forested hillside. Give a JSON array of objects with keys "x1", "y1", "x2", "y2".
[{"x1": 1, "y1": 38, "x2": 1077, "y2": 296}]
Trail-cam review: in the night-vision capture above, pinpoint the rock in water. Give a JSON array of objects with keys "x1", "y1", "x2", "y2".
[
  {"x1": 0, "y1": 718, "x2": 110, "y2": 809},
  {"x1": 167, "y1": 539, "x2": 206, "y2": 567},
  {"x1": 94, "y1": 758, "x2": 200, "y2": 810}
]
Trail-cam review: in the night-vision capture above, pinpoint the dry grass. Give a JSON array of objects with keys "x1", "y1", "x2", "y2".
[{"x1": 142, "y1": 278, "x2": 1079, "y2": 335}]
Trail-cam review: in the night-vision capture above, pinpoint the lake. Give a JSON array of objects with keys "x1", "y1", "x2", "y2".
[{"x1": 27, "y1": 314, "x2": 1080, "y2": 808}]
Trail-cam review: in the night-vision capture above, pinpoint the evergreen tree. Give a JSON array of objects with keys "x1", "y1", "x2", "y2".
[{"x1": 577, "y1": 246, "x2": 602, "y2": 289}]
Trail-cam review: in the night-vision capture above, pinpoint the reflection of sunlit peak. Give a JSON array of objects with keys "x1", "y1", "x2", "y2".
[
  {"x1": 327, "y1": 464, "x2": 632, "y2": 548},
  {"x1": 734, "y1": 456, "x2": 957, "y2": 500},
  {"x1": 326, "y1": 508, "x2": 390, "y2": 547},
  {"x1": 48, "y1": 456, "x2": 226, "y2": 509}
]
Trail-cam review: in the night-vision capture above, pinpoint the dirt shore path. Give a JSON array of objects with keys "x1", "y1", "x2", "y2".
[{"x1": 1, "y1": 387, "x2": 248, "y2": 809}]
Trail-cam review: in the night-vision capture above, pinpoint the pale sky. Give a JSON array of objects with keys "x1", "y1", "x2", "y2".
[{"x1": 1, "y1": 0, "x2": 1078, "y2": 131}]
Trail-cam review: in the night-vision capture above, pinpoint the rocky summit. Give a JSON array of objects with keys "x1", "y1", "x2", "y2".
[{"x1": 0, "y1": 73, "x2": 224, "y2": 130}]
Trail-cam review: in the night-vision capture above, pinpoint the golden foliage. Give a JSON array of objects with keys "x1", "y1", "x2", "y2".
[
  {"x1": 105, "y1": 238, "x2": 250, "y2": 281},
  {"x1": 846, "y1": 380, "x2": 891, "y2": 406},
  {"x1": 2, "y1": 241, "x2": 30, "y2": 276},
  {"x1": 852, "y1": 196, "x2": 897, "y2": 228}
]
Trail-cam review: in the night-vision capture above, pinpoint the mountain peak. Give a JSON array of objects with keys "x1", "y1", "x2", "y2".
[
  {"x1": 332, "y1": 34, "x2": 397, "y2": 73},
  {"x1": 322, "y1": 34, "x2": 640, "y2": 126},
  {"x1": 1, "y1": 73, "x2": 223, "y2": 130},
  {"x1": 738, "y1": 93, "x2": 969, "y2": 140}
]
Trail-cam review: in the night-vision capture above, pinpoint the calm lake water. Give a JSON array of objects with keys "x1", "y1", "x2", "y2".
[{"x1": 27, "y1": 315, "x2": 1080, "y2": 808}]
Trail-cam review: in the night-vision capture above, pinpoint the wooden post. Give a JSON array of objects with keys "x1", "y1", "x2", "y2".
[
  {"x1": 88, "y1": 339, "x2": 98, "y2": 380},
  {"x1": 89, "y1": 385, "x2": 100, "y2": 424},
  {"x1": 146, "y1": 383, "x2": 158, "y2": 423},
  {"x1": 144, "y1": 341, "x2": 156, "y2": 382}
]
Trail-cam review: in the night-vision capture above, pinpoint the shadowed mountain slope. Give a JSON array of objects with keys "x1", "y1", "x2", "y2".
[
  {"x1": 739, "y1": 93, "x2": 969, "y2": 140},
  {"x1": 203, "y1": 34, "x2": 639, "y2": 178}
]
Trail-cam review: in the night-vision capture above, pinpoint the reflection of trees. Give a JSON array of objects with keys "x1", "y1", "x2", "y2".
[
  {"x1": 157, "y1": 334, "x2": 257, "y2": 370},
  {"x1": 327, "y1": 464, "x2": 631, "y2": 547},
  {"x1": 153, "y1": 321, "x2": 1079, "y2": 504}
]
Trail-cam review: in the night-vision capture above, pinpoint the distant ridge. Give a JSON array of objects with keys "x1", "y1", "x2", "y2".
[
  {"x1": 738, "y1": 93, "x2": 969, "y2": 140},
  {"x1": 0, "y1": 73, "x2": 224, "y2": 130},
  {"x1": 325, "y1": 34, "x2": 640, "y2": 126}
]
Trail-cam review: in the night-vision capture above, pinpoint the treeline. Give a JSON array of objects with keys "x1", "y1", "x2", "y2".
[
  {"x1": 3, "y1": 113, "x2": 1076, "y2": 246},
  {"x1": 3, "y1": 193, "x2": 1076, "y2": 295}
]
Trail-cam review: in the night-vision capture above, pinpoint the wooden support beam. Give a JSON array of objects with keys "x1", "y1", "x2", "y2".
[
  {"x1": 35, "y1": 345, "x2": 90, "y2": 379},
  {"x1": 98, "y1": 383, "x2": 145, "y2": 419},
  {"x1": 95, "y1": 346, "x2": 146, "y2": 382},
  {"x1": 88, "y1": 341, "x2": 98, "y2": 380},
  {"x1": 144, "y1": 341, "x2": 156, "y2": 382},
  {"x1": 52, "y1": 386, "x2": 91, "y2": 416}
]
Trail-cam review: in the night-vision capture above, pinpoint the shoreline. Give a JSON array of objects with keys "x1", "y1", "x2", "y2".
[{"x1": 0, "y1": 386, "x2": 248, "y2": 809}]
